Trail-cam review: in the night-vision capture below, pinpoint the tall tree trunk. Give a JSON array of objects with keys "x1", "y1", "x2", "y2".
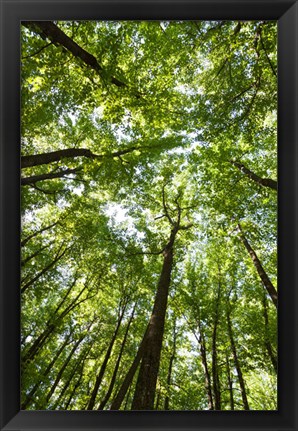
[
  {"x1": 131, "y1": 227, "x2": 177, "y2": 410},
  {"x1": 21, "y1": 332, "x2": 72, "y2": 409},
  {"x1": 98, "y1": 305, "x2": 136, "y2": 410},
  {"x1": 21, "y1": 241, "x2": 54, "y2": 266},
  {"x1": 212, "y1": 281, "x2": 221, "y2": 410},
  {"x1": 52, "y1": 344, "x2": 91, "y2": 410},
  {"x1": 164, "y1": 322, "x2": 177, "y2": 411},
  {"x1": 227, "y1": 308, "x2": 249, "y2": 410},
  {"x1": 43, "y1": 335, "x2": 86, "y2": 407},
  {"x1": 21, "y1": 220, "x2": 58, "y2": 247},
  {"x1": 21, "y1": 243, "x2": 69, "y2": 293},
  {"x1": 262, "y1": 294, "x2": 277, "y2": 373},
  {"x1": 109, "y1": 323, "x2": 149, "y2": 410},
  {"x1": 155, "y1": 386, "x2": 161, "y2": 410},
  {"x1": 226, "y1": 353, "x2": 234, "y2": 410},
  {"x1": 22, "y1": 282, "x2": 87, "y2": 366},
  {"x1": 63, "y1": 370, "x2": 83, "y2": 410},
  {"x1": 193, "y1": 324, "x2": 214, "y2": 410},
  {"x1": 87, "y1": 302, "x2": 127, "y2": 410},
  {"x1": 238, "y1": 224, "x2": 277, "y2": 308},
  {"x1": 230, "y1": 160, "x2": 277, "y2": 190}
]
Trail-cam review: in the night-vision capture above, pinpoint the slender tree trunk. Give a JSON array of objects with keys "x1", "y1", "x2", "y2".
[
  {"x1": 123, "y1": 382, "x2": 133, "y2": 410},
  {"x1": 131, "y1": 227, "x2": 178, "y2": 410},
  {"x1": 22, "y1": 282, "x2": 87, "y2": 366},
  {"x1": 21, "y1": 333, "x2": 72, "y2": 409},
  {"x1": 226, "y1": 354, "x2": 234, "y2": 410},
  {"x1": 231, "y1": 160, "x2": 277, "y2": 191},
  {"x1": 193, "y1": 325, "x2": 214, "y2": 410},
  {"x1": 212, "y1": 282, "x2": 221, "y2": 410},
  {"x1": 227, "y1": 309, "x2": 249, "y2": 410},
  {"x1": 21, "y1": 243, "x2": 69, "y2": 293},
  {"x1": 164, "y1": 322, "x2": 177, "y2": 411},
  {"x1": 238, "y1": 224, "x2": 277, "y2": 308},
  {"x1": 87, "y1": 303, "x2": 127, "y2": 410},
  {"x1": 21, "y1": 220, "x2": 58, "y2": 247},
  {"x1": 52, "y1": 345, "x2": 91, "y2": 410},
  {"x1": 21, "y1": 241, "x2": 54, "y2": 266},
  {"x1": 63, "y1": 369, "x2": 83, "y2": 410},
  {"x1": 109, "y1": 323, "x2": 149, "y2": 410},
  {"x1": 44, "y1": 335, "x2": 86, "y2": 407},
  {"x1": 98, "y1": 305, "x2": 136, "y2": 410},
  {"x1": 262, "y1": 294, "x2": 277, "y2": 373},
  {"x1": 155, "y1": 386, "x2": 161, "y2": 410}
]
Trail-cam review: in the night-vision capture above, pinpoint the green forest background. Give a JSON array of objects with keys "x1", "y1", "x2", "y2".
[{"x1": 21, "y1": 20, "x2": 277, "y2": 411}]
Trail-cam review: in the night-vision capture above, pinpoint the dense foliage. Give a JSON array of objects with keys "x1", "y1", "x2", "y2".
[{"x1": 21, "y1": 20, "x2": 277, "y2": 411}]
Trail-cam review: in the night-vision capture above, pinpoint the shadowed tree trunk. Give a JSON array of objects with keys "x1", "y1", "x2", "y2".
[
  {"x1": 131, "y1": 234, "x2": 175, "y2": 409},
  {"x1": 21, "y1": 242, "x2": 69, "y2": 293},
  {"x1": 262, "y1": 294, "x2": 277, "y2": 373},
  {"x1": 238, "y1": 223, "x2": 277, "y2": 308},
  {"x1": 109, "y1": 322, "x2": 149, "y2": 410},
  {"x1": 87, "y1": 300, "x2": 128, "y2": 410},
  {"x1": 193, "y1": 322, "x2": 214, "y2": 410},
  {"x1": 98, "y1": 304, "x2": 136, "y2": 410},
  {"x1": 21, "y1": 332, "x2": 72, "y2": 409},
  {"x1": 212, "y1": 280, "x2": 221, "y2": 410},
  {"x1": 164, "y1": 321, "x2": 177, "y2": 410},
  {"x1": 131, "y1": 186, "x2": 192, "y2": 410},
  {"x1": 226, "y1": 353, "x2": 235, "y2": 410},
  {"x1": 22, "y1": 281, "x2": 89, "y2": 366},
  {"x1": 43, "y1": 334, "x2": 86, "y2": 407},
  {"x1": 227, "y1": 306, "x2": 249, "y2": 410},
  {"x1": 52, "y1": 344, "x2": 92, "y2": 410},
  {"x1": 21, "y1": 220, "x2": 59, "y2": 247}
]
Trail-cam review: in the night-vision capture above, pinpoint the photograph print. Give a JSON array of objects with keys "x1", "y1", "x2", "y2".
[{"x1": 21, "y1": 20, "x2": 277, "y2": 411}]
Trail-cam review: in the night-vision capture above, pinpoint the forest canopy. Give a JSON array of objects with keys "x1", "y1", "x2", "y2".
[{"x1": 21, "y1": 20, "x2": 277, "y2": 411}]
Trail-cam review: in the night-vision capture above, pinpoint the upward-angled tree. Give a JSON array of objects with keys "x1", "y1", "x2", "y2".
[{"x1": 20, "y1": 20, "x2": 277, "y2": 411}]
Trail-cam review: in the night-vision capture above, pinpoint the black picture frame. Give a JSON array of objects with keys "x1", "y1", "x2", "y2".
[{"x1": 0, "y1": 1, "x2": 297, "y2": 430}]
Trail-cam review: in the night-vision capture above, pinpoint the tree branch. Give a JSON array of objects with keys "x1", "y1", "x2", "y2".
[
  {"x1": 23, "y1": 21, "x2": 128, "y2": 88},
  {"x1": 230, "y1": 160, "x2": 277, "y2": 191},
  {"x1": 21, "y1": 168, "x2": 80, "y2": 185}
]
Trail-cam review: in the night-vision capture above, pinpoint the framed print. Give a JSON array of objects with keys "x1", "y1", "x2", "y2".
[{"x1": 0, "y1": 0, "x2": 297, "y2": 430}]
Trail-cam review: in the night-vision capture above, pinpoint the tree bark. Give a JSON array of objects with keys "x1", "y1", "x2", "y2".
[
  {"x1": 238, "y1": 224, "x2": 278, "y2": 308},
  {"x1": 98, "y1": 305, "x2": 136, "y2": 410},
  {"x1": 226, "y1": 354, "x2": 234, "y2": 410},
  {"x1": 21, "y1": 332, "x2": 72, "y2": 409},
  {"x1": 109, "y1": 323, "x2": 149, "y2": 410},
  {"x1": 21, "y1": 241, "x2": 54, "y2": 266},
  {"x1": 21, "y1": 168, "x2": 79, "y2": 185},
  {"x1": 87, "y1": 302, "x2": 127, "y2": 410},
  {"x1": 21, "y1": 146, "x2": 139, "y2": 169},
  {"x1": 262, "y1": 294, "x2": 277, "y2": 373},
  {"x1": 231, "y1": 160, "x2": 277, "y2": 191},
  {"x1": 212, "y1": 282, "x2": 221, "y2": 410},
  {"x1": 131, "y1": 227, "x2": 177, "y2": 410},
  {"x1": 23, "y1": 21, "x2": 127, "y2": 88},
  {"x1": 193, "y1": 324, "x2": 214, "y2": 410},
  {"x1": 21, "y1": 243, "x2": 69, "y2": 293},
  {"x1": 22, "y1": 282, "x2": 87, "y2": 366},
  {"x1": 164, "y1": 322, "x2": 177, "y2": 410},
  {"x1": 43, "y1": 335, "x2": 85, "y2": 407},
  {"x1": 227, "y1": 308, "x2": 250, "y2": 410},
  {"x1": 21, "y1": 220, "x2": 58, "y2": 247},
  {"x1": 52, "y1": 345, "x2": 91, "y2": 410}
]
